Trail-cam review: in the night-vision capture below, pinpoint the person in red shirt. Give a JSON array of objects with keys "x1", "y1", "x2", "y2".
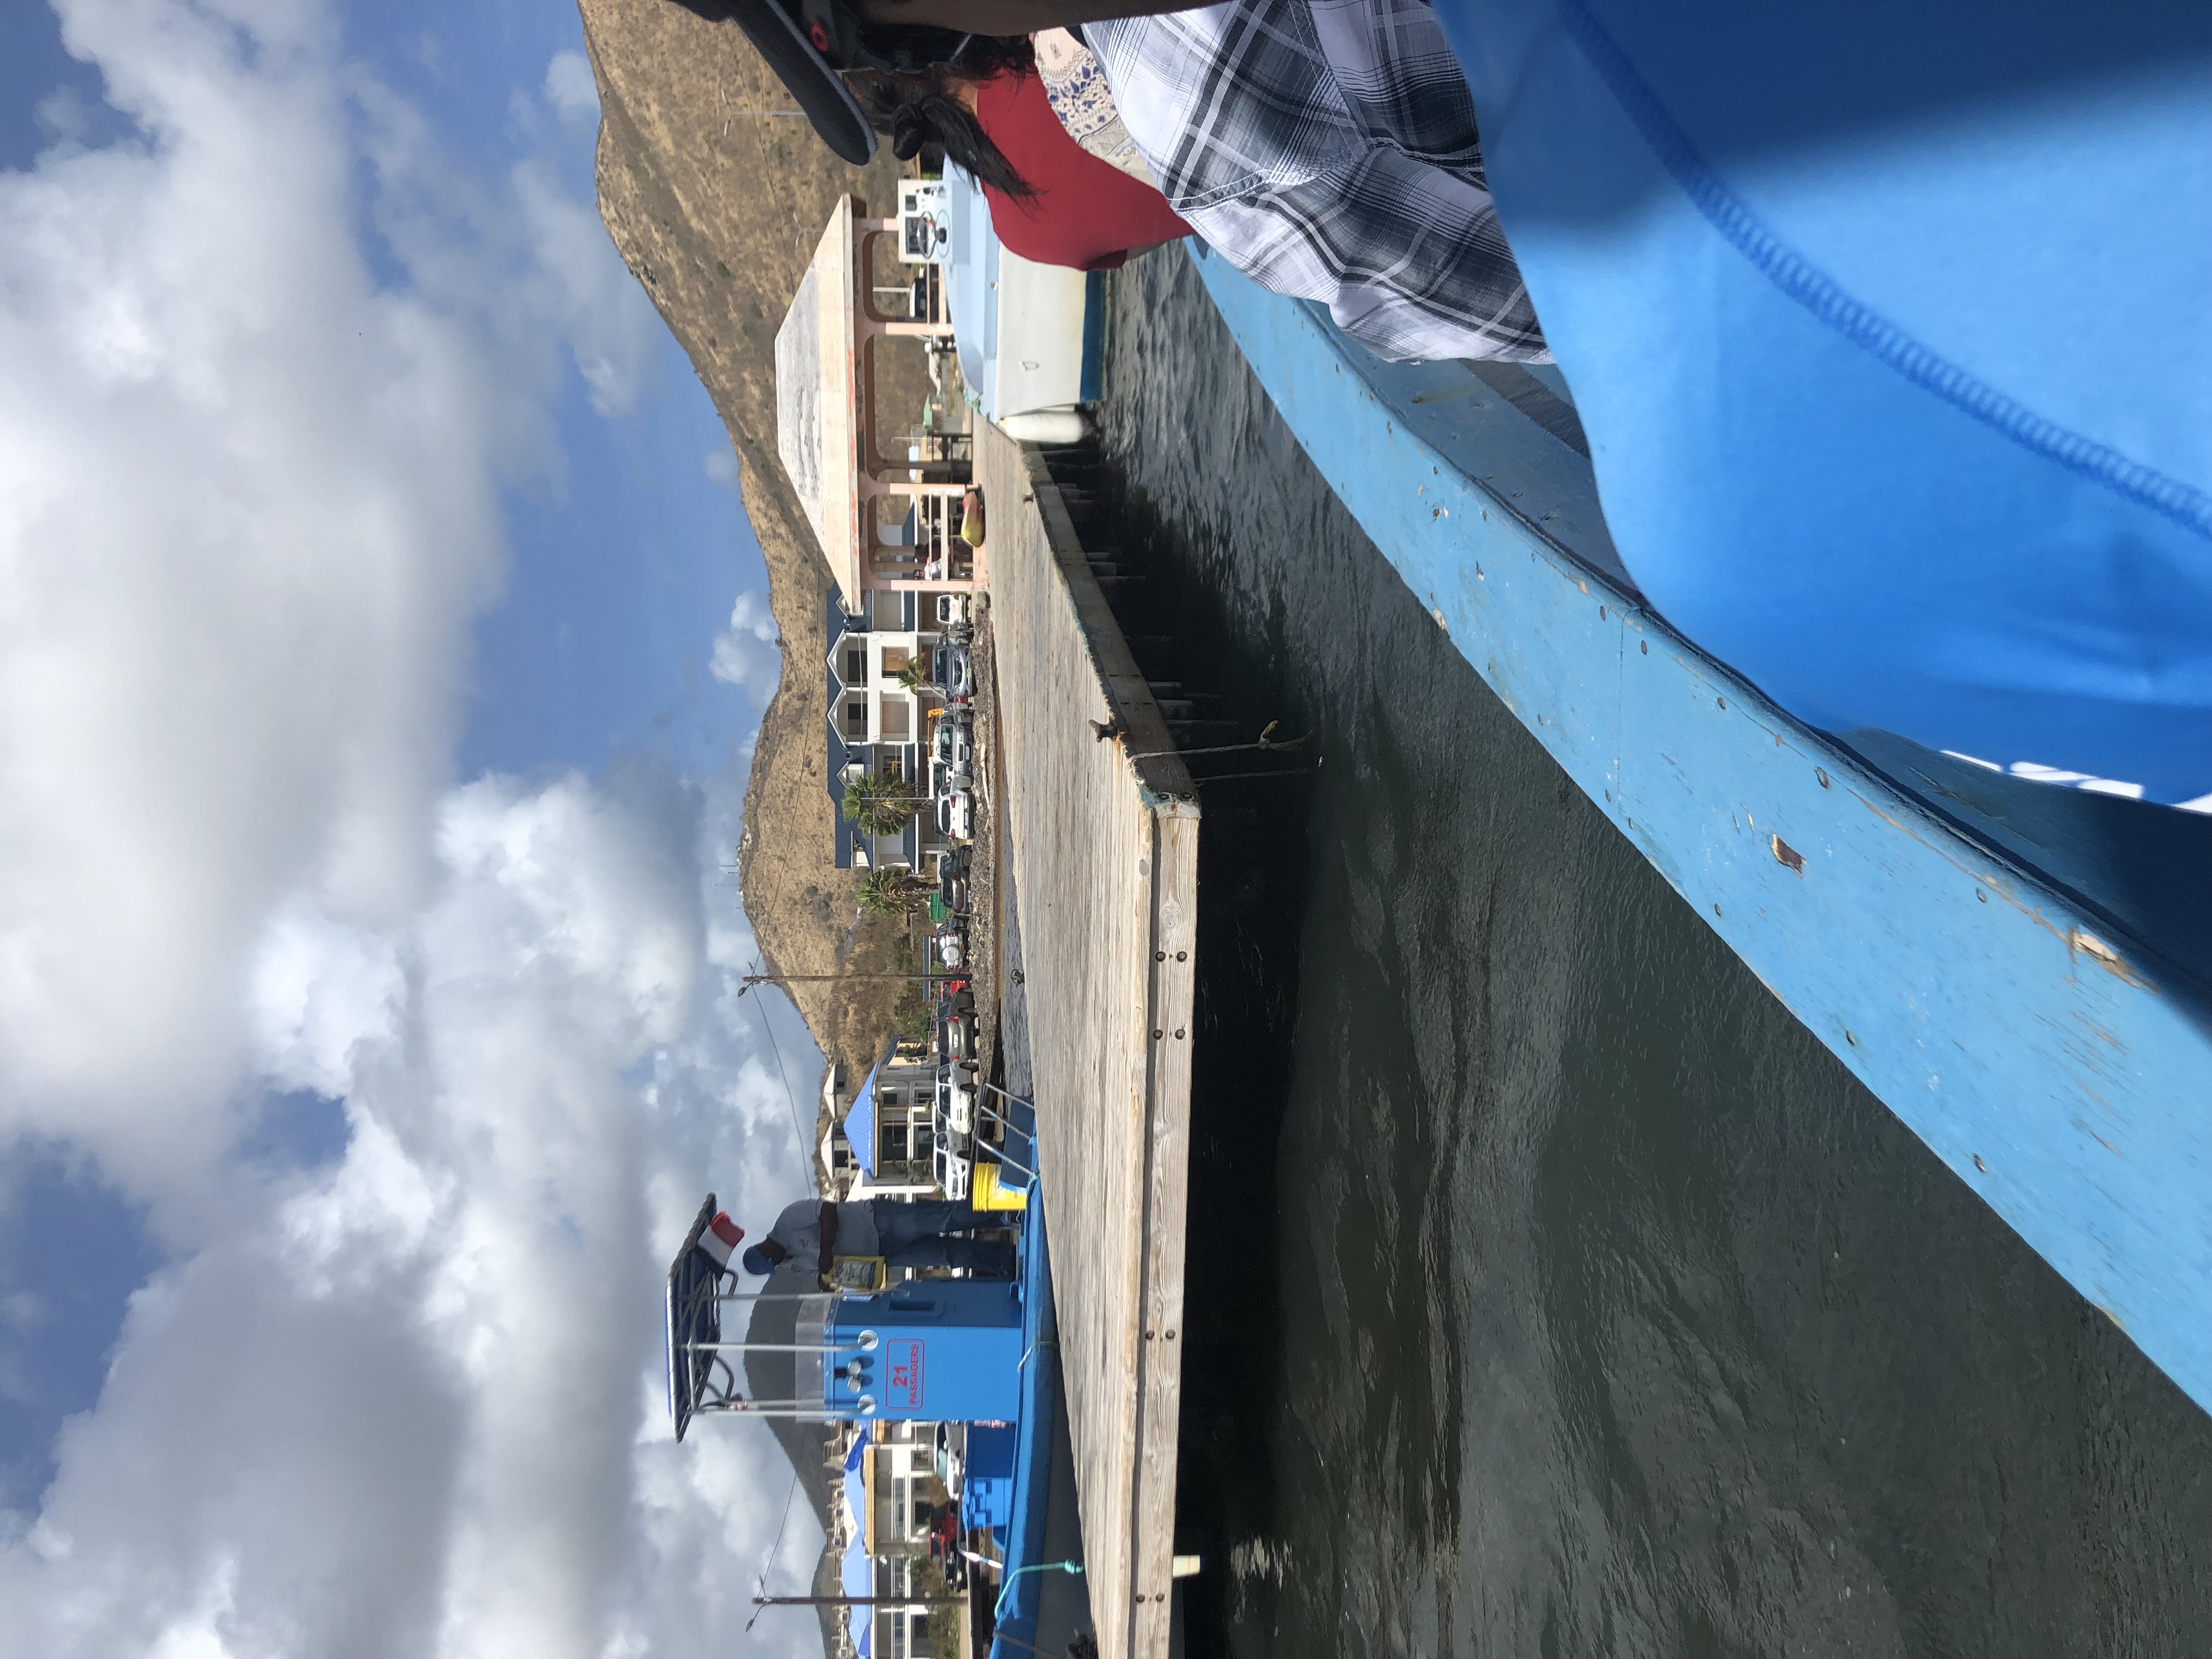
[
  {"x1": 846, "y1": 40, "x2": 1191, "y2": 272},
  {"x1": 969, "y1": 68, "x2": 1190, "y2": 270}
]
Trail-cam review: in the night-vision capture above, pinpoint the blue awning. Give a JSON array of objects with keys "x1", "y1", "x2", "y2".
[
  {"x1": 843, "y1": 1071, "x2": 881, "y2": 1175},
  {"x1": 842, "y1": 1039, "x2": 899, "y2": 1175},
  {"x1": 841, "y1": 1425, "x2": 871, "y2": 1535},
  {"x1": 841, "y1": 1536, "x2": 874, "y2": 1596},
  {"x1": 842, "y1": 1537, "x2": 876, "y2": 1654}
]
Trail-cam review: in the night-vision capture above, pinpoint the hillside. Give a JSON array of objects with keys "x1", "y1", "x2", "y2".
[{"x1": 577, "y1": 0, "x2": 921, "y2": 1097}]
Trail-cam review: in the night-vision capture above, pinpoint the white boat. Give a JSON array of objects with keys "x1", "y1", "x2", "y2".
[{"x1": 941, "y1": 164, "x2": 1102, "y2": 445}]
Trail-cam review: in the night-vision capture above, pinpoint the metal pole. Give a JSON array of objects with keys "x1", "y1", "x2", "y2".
[
  {"x1": 717, "y1": 1291, "x2": 835, "y2": 1304},
  {"x1": 695, "y1": 1402, "x2": 862, "y2": 1421},
  {"x1": 974, "y1": 1106, "x2": 1037, "y2": 1180},
  {"x1": 752, "y1": 1595, "x2": 968, "y2": 1607}
]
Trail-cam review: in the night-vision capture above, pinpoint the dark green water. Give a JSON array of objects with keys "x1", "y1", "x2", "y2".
[{"x1": 1093, "y1": 250, "x2": 2212, "y2": 1659}]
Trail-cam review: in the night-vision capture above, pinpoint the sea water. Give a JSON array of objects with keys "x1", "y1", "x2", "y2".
[{"x1": 1098, "y1": 249, "x2": 2212, "y2": 1658}]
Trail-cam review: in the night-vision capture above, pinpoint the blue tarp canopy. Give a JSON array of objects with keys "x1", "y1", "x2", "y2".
[
  {"x1": 841, "y1": 1426, "x2": 870, "y2": 1536},
  {"x1": 842, "y1": 1040, "x2": 898, "y2": 1175},
  {"x1": 1434, "y1": 0, "x2": 2212, "y2": 803},
  {"x1": 960, "y1": 1425, "x2": 1015, "y2": 1538},
  {"x1": 842, "y1": 1071, "x2": 881, "y2": 1175},
  {"x1": 842, "y1": 1537, "x2": 874, "y2": 1655}
]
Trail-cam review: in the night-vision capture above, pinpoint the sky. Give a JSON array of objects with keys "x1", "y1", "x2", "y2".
[{"x1": 0, "y1": 1, "x2": 831, "y2": 1654}]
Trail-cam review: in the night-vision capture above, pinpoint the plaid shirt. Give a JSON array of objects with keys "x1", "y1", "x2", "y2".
[{"x1": 1085, "y1": 0, "x2": 1549, "y2": 363}]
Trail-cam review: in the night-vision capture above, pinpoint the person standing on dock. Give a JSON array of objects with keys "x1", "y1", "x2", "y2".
[{"x1": 742, "y1": 1195, "x2": 1016, "y2": 1279}]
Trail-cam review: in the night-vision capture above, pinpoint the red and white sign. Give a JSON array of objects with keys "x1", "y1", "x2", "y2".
[{"x1": 696, "y1": 1211, "x2": 744, "y2": 1269}]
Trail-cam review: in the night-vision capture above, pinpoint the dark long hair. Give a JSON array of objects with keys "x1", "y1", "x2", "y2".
[{"x1": 846, "y1": 36, "x2": 1039, "y2": 198}]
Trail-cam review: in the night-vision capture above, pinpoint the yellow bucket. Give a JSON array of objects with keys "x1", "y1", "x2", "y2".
[{"x1": 971, "y1": 1163, "x2": 1030, "y2": 1211}]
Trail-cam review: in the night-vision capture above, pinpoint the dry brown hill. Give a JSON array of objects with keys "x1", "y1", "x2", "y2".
[{"x1": 578, "y1": 0, "x2": 926, "y2": 1100}]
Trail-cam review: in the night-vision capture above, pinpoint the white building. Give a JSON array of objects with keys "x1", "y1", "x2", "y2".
[{"x1": 821, "y1": 1046, "x2": 942, "y2": 1200}]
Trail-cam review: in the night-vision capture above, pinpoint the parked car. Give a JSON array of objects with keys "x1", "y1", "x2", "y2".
[
  {"x1": 925, "y1": 1499, "x2": 967, "y2": 1592},
  {"x1": 934, "y1": 923, "x2": 967, "y2": 970},
  {"x1": 931, "y1": 641, "x2": 974, "y2": 700},
  {"x1": 933, "y1": 1421, "x2": 966, "y2": 1498},
  {"x1": 933, "y1": 1132, "x2": 970, "y2": 1201},
  {"x1": 938, "y1": 851, "x2": 970, "y2": 916},
  {"x1": 935, "y1": 592, "x2": 973, "y2": 630},
  {"x1": 932, "y1": 716, "x2": 974, "y2": 780},
  {"x1": 935, "y1": 785, "x2": 974, "y2": 843},
  {"x1": 939, "y1": 1007, "x2": 977, "y2": 1068},
  {"x1": 935, "y1": 1065, "x2": 975, "y2": 1140}
]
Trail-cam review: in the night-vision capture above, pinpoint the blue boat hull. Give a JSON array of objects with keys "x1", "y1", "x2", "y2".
[{"x1": 1193, "y1": 249, "x2": 2212, "y2": 1417}]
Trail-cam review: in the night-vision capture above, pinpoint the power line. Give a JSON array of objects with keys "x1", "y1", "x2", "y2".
[
  {"x1": 744, "y1": 1472, "x2": 805, "y2": 1634},
  {"x1": 744, "y1": 960, "x2": 814, "y2": 1172}
]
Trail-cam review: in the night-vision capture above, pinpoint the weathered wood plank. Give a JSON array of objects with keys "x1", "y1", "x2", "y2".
[
  {"x1": 1131, "y1": 810, "x2": 1195, "y2": 1654},
  {"x1": 979, "y1": 422, "x2": 1195, "y2": 1659}
]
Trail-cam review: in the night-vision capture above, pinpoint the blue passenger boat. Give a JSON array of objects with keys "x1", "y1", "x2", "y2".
[
  {"x1": 663, "y1": 1093, "x2": 1087, "y2": 1657},
  {"x1": 1193, "y1": 248, "x2": 2212, "y2": 1419}
]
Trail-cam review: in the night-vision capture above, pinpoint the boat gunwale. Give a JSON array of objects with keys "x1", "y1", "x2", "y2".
[
  {"x1": 1189, "y1": 246, "x2": 2212, "y2": 1418},
  {"x1": 1284, "y1": 296, "x2": 2212, "y2": 1017}
]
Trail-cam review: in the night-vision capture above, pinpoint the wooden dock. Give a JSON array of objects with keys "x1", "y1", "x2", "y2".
[{"x1": 978, "y1": 421, "x2": 1197, "y2": 1659}]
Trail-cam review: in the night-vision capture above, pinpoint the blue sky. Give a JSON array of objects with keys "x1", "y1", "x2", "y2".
[{"x1": 0, "y1": 3, "x2": 825, "y2": 1642}]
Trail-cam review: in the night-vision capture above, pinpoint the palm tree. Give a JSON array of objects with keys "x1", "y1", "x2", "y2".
[
  {"x1": 858, "y1": 867, "x2": 934, "y2": 917},
  {"x1": 841, "y1": 770, "x2": 919, "y2": 838},
  {"x1": 895, "y1": 659, "x2": 934, "y2": 694}
]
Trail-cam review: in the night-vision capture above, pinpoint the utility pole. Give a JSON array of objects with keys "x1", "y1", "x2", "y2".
[
  {"x1": 736, "y1": 970, "x2": 972, "y2": 1000},
  {"x1": 742, "y1": 972, "x2": 959, "y2": 986}
]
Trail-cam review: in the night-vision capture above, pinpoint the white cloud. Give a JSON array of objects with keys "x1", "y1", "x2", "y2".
[
  {"x1": 0, "y1": 2, "x2": 658, "y2": 1206},
  {"x1": 545, "y1": 49, "x2": 601, "y2": 129},
  {"x1": 0, "y1": 771, "x2": 822, "y2": 1659},
  {"x1": 705, "y1": 443, "x2": 741, "y2": 490},
  {"x1": 709, "y1": 592, "x2": 785, "y2": 702},
  {"x1": 32, "y1": 84, "x2": 92, "y2": 143},
  {"x1": 511, "y1": 156, "x2": 661, "y2": 419},
  {"x1": 0, "y1": 5, "x2": 821, "y2": 1656},
  {"x1": 248, "y1": 903, "x2": 406, "y2": 1100}
]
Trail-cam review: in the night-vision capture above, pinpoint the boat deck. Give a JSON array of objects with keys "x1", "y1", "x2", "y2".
[{"x1": 979, "y1": 421, "x2": 1197, "y2": 1659}]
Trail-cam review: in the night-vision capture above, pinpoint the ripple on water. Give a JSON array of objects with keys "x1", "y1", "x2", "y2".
[{"x1": 1105, "y1": 248, "x2": 2212, "y2": 1659}]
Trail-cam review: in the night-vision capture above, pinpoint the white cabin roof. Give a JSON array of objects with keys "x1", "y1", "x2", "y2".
[{"x1": 775, "y1": 196, "x2": 861, "y2": 605}]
